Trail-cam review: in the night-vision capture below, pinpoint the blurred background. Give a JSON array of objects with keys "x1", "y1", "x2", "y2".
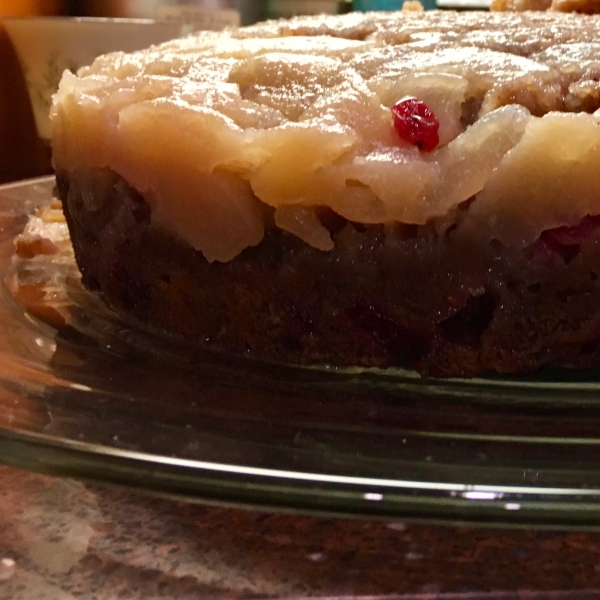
[
  {"x1": 0, "y1": 1, "x2": 357, "y2": 23},
  {"x1": 0, "y1": 0, "x2": 412, "y2": 184},
  {"x1": 0, "y1": 0, "x2": 360, "y2": 184}
]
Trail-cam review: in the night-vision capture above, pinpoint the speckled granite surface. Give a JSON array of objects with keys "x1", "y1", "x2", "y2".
[{"x1": 1, "y1": 464, "x2": 600, "y2": 599}]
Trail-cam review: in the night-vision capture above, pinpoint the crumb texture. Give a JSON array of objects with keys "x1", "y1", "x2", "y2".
[{"x1": 57, "y1": 170, "x2": 600, "y2": 377}]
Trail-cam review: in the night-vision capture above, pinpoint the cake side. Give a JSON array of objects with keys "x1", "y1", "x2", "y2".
[{"x1": 57, "y1": 168, "x2": 600, "y2": 377}]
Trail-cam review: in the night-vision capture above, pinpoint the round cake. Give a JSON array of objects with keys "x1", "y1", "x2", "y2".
[{"x1": 51, "y1": 9, "x2": 600, "y2": 377}]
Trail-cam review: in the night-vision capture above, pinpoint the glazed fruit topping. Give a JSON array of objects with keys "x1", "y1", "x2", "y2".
[{"x1": 391, "y1": 97, "x2": 440, "y2": 152}]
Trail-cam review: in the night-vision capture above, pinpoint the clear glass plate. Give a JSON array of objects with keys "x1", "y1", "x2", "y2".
[{"x1": 2, "y1": 176, "x2": 600, "y2": 528}]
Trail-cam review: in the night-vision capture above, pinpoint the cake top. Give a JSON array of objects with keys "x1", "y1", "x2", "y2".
[{"x1": 52, "y1": 10, "x2": 600, "y2": 261}]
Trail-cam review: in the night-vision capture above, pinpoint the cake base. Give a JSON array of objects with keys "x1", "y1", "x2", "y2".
[{"x1": 57, "y1": 168, "x2": 600, "y2": 377}]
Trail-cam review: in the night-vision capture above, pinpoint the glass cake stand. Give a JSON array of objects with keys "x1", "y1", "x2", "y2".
[{"x1": 2, "y1": 176, "x2": 600, "y2": 528}]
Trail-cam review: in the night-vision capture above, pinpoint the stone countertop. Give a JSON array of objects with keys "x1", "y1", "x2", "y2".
[{"x1": 1, "y1": 466, "x2": 600, "y2": 598}]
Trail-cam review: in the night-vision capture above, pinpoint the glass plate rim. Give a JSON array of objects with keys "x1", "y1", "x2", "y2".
[{"x1": 2, "y1": 175, "x2": 600, "y2": 528}]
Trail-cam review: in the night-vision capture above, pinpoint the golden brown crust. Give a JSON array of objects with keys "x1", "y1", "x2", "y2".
[
  {"x1": 492, "y1": 0, "x2": 600, "y2": 13},
  {"x1": 490, "y1": 0, "x2": 551, "y2": 11},
  {"x1": 551, "y1": 0, "x2": 600, "y2": 12}
]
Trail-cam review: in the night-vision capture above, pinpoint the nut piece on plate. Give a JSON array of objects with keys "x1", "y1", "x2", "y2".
[{"x1": 10, "y1": 199, "x2": 75, "y2": 329}]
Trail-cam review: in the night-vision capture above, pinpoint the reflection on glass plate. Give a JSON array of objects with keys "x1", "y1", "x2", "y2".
[{"x1": 2, "y1": 176, "x2": 600, "y2": 527}]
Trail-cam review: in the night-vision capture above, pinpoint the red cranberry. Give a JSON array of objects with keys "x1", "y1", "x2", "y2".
[
  {"x1": 542, "y1": 214, "x2": 600, "y2": 247},
  {"x1": 528, "y1": 214, "x2": 600, "y2": 264},
  {"x1": 391, "y1": 97, "x2": 440, "y2": 152}
]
